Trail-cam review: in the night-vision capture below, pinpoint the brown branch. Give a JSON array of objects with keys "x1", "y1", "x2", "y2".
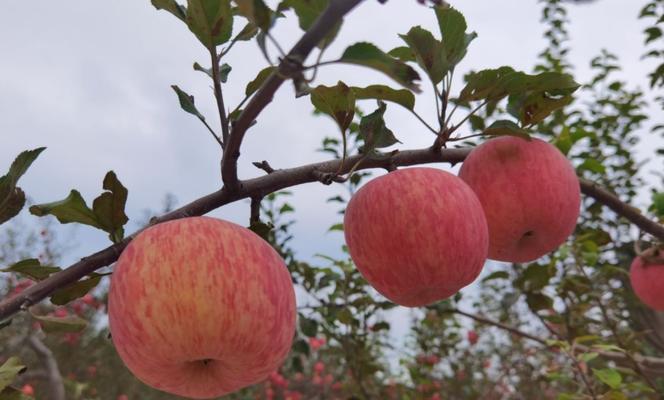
[
  {"x1": 210, "y1": 50, "x2": 229, "y2": 146},
  {"x1": 220, "y1": 0, "x2": 365, "y2": 191},
  {"x1": 1, "y1": 147, "x2": 663, "y2": 322},
  {"x1": 28, "y1": 334, "x2": 65, "y2": 400},
  {"x1": 579, "y1": 178, "x2": 664, "y2": 241},
  {"x1": 452, "y1": 308, "x2": 664, "y2": 376}
]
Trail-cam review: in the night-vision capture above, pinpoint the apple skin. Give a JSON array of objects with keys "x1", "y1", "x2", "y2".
[
  {"x1": 108, "y1": 216, "x2": 296, "y2": 399},
  {"x1": 343, "y1": 167, "x2": 489, "y2": 307},
  {"x1": 459, "y1": 136, "x2": 580, "y2": 263},
  {"x1": 630, "y1": 250, "x2": 664, "y2": 310}
]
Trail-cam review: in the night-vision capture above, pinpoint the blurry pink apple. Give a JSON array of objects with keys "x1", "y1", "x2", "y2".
[
  {"x1": 459, "y1": 136, "x2": 580, "y2": 263},
  {"x1": 108, "y1": 217, "x2": 296, "y2": 399},
  {"x1": 344, "y1": 168, "x2": 489, "y2": 306},
  {"x1": 630, "y1": 247, "x2": 664, "y2": 310}
]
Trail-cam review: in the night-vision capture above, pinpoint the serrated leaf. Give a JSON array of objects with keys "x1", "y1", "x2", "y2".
[
  {"x1": 458, "y1": 66, "x2": 518, "y2": 102},
  {"x1": 235, "y1": 0, "x2": 272, "y2": 31},
  {"x1": 484, "y1": 120, "x2": 530, "y2": 139},
  {"x1": 507, "y1": 89, "x2": 575, "y2": 127},
  {"x1": 151, "y1": 0, "x2": 187, "y2": 21},
  {"x1": 592, "y1": 368, "x2": 622, "y2": 389},
  {"x1": 245, "y1": 66, "x2": 276, "y2": 96},
  {"x1": 0, "y1": 147, "x2": 46, "y2": 225},
  {"x1": 31, "y1": 313, "x2": 88, "y2": 334},
  {"x1": 299, "y1": 316, "x2": 318, "y2": 337},
  {"x1": 171, "y1": 85, "x2": 205, "y2": 120},
  {"x1": 50, "y1": 275, "x2": 102, "y2": 306},
  {"x1": 352, "y1": 85, "x2": 415, "y2": 110},
  {"x1": 399, "y1": 26, "x2": 446, "y2": 84},
  {"x1": 340, "y1": 42, "x2": 421, "y2": 92},
  {"x1": 186, "y1": 0, "x2": 233, "y2": 48},
  {"x1": 234, "y1": 22, "x2": 259, "y2": 41},
  {"x1": 388, "y1": 46, "x2": 416, "y2": 62},
  {"x1": 91, "y1": 171, "x2": 128, "y2": 243},
  {"x1": 29, "y1": 190, "x2": 101, "y2": 229},
  {"x1": 2, "y1": 259, "x2": 61, "y2": 281},
  {"x1": 434, "y1": 6, "x2": 476, "y2": 67},
  {"x1": 358, "y1": 102, "x2": 400, "y2": 153},
  {"x1": 310, "y1": 82, "x2": 355, "y2": 132},
  {"x1": 0, "y1": 357, "x2": 26, "y2": 391}
]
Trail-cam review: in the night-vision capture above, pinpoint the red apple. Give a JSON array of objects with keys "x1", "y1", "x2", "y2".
[
  {"x1": 467, "y1": 330, "x2": 478, "y2": 345},
  {"x1": 108, "y1": 217, "x2": 296, "y2": 399},
  {"x1": 630, "y1": 247, "x2": 664, "y2": 310},
  {"x1": 21, "y1": 384, "x2": 34, "y2": 396},
  {"x1": 459, "y1": 136, "x2": 580, "y2": 263},
  {"x1": 344, "y1": 167, "x2": 489, "y2": 307}
]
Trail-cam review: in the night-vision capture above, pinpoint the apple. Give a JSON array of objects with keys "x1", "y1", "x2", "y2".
[
  {"x1": 344, "y1": 167, "x2": 489, "y2": 307},
  {"x1": 467, "y1": 330, "x2": 478, "y2": 345},
  {"x1": 630, "y1": 246, "x2": 664, "y2": 310},
  {"x1": 459, "y1": 136, "x2": 580, "y2": 263},
  {"x1": 108, "y1": 217, "x2": 296, "y2": 399},
  {"x1": 21, "y1": 384, "x2": 34, "y2": 397}
]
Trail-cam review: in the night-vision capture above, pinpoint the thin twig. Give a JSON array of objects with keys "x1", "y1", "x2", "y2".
[{"x1": 210, "y1": 49, "x2": 230, "y2": 145}]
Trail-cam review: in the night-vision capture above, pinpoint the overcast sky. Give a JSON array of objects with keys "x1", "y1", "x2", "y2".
[{"x1": 2, "y1": 0, "x2": 663, "y2": 349}]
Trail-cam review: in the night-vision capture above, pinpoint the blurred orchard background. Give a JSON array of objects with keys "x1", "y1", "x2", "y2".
[{"x1": 1, "y1": 0, "x2": 664, "y2": 399}]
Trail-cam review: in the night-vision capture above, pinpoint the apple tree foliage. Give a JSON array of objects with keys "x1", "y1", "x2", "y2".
[{"x1": 1, "y1": 0, "x2": 664, "y2": 399}]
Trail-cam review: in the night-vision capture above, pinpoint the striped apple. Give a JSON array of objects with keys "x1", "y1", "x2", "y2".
[
  {"x1": 108, "y1": 217, "x2": 296, "y2": 399},
  {"x1": 344, "y1": 167, "x2": 489, "y2": 307},
  {"x1": 459, "y1": 136, "x2": 580, "y2": 263}
]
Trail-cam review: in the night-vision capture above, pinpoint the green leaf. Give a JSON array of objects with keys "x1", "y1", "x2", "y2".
[
  {"x1": 578, "y1": 158, "x2": 606, "y2": 174},
  {"x1": 92, "y1": 171, "x2": 129, "y2": 243},
  {"x1": 193, "y1": 62, "x2": 231, "y2": 82},
  {"x1": 388, "y1": 46, "x2": 415, "y2": 62},
  {"x1": 0, "y1": 147, "x2": 46, "y2": 225},
  {"x1": 358, "y1": 102, "x2": 400, "y2": 152},
  {"x1": 434, "y1": 6, "x2": 477, "y2": 67},
  {"x1": 371, "y1": 321, "x2": 390, "y2": 331},
  {"x1": 245, "y1": 66, "x2": 276, "y2": 96},
  {"x1": 337, "y1": 308, "x2": 353, "y2": 325},
  {"x1": 482, "y1": 270, "x2": 509, "y2": 282},
  {"x1": 310, "y1": 82, "x2": 355, "y2": 132},
  {"x1": 151, "y1": 0, "x2": 187, "y2": 21},
  {"x1": 340, "y1": 42, "x2": 421, "y2": 92},
  {"x1": 186, "y1": 0, "x2": 233, "y2": 48},
  {"x1": 0, "y1": 319, "x2": 11, "y2": 331},
  {"x1": 0, "y1": 386, "x2": 24, "y2": 400},
  {"x1": 233, "y1": 22, "x2": 259, "y2": 41},
  {"x1": 484, "y1": 120, "x2": 530, "y2": 139},
  {"x1": 235, "y1": 0, "x2": 272, "y2": 31},
  {"x1": 171, "y1": 85, "x2": 205, "y2": 120},
  {"x1": 0, "y1": 357, "x2": 26, "y2": 391},
  {"x1": 458, "y1": 66, "x2": 518, "y2": 102},
  {"x1": 578, "y1": 352, "x2": 599, "y2": 363},
  {"x1": 525, "y1": 292, "x2": 553, "y2": 312},
  {"x1": 282, "y1": 0, "x2": 340, "y2": 49},
  {"x1": 50, "y1": 275, "x2": 102, "y2": 306},
  {"x1": 292, "y1": 338, "x2": 310, "y2": 356},
  {"x1": 515, "y1": 264, "x2": 554, "y2": 292},
  {"x1": 2, "y1": 259, "x2": 61, "y2": 281},
  {"x1": 651, "y1": 192, "x2": 664, "y2": 218},
  {"x1": 29, "y1": 190, "x2": 101, "y2": 229},
  {"x1": 352, "y1": 85, "x2": 415, "y2": 110},
  {"x1": 299, "y1": 316, "x2": 318, "y2": 337},
  {"x1": 507, "y1": 90, "x2": 574, "y2": 127},
  {"x1": 327, "y1": 223, "x2": 343, "y2": 232},
  {"x1": 249, "y1": 220, "x2": 273, "y2": 241},
  {"x1": 592, "y1": 368, "x2": 622, "y2": 389},
  {"x1": 399, "y1": 26, "x2": 446, "y2": 84},
  {"x1": 31, "y1": 313, "x2": 88, "y2": 334}
]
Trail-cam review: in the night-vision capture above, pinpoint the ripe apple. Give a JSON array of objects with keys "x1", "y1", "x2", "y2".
[
  {"x1": 459, "y1": 136, "x2": 580, "y2": 263},
  {"x1": 108, "y1": 217, "x2": 296, "y2": 399},
  {"x1": 21, "y1": 384, "x2": 34, "y2": 397},
  {"x1": 630, "y1": 247, "x2": 664, "y2": 310},
  {"x1": 344, "y1": 167, "x2": 489, "y2": 307},
  {"x1": 467, "y1": 330, "x2": 478, "y2": 345}
]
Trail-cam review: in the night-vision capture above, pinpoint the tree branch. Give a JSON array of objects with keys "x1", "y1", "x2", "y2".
[
  {"x1": 220, "y1": 0, "x2": 365, "y2": 191},
  {"x1": 1, "y1": 147, "x2": 662, "y2": 321},
  {"x1": 210, "y1": 50, "x2": 229, "y2": 146},
  {"x1": 451, "y1": 308, "x2": 664, "y2": 375},
  {"x1": 28, "y1": 334, "x2": 65, "y2": 400}
]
